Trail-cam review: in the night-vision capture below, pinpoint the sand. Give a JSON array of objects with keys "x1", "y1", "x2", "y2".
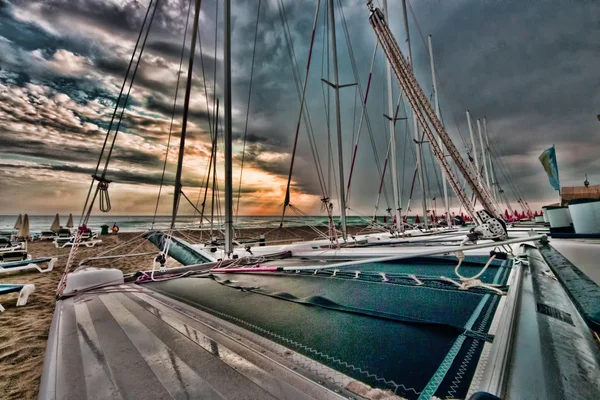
[{"x1": 0, "y1": 225, "x2": 372, "y2": 399}]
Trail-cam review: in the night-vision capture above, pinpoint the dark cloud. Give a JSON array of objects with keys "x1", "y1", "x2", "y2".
[{"x1": 1, "y1": 0, "x2": 599, "y2": 215}]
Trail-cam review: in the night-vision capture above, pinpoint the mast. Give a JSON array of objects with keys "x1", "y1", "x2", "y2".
[
  {"x1": 483, "y1": 117, "x2": 498, "y2": 202},
  {"x1": 466, "y1": 110, "x2": 481, "y2": 189},
  {"x1": 383, "y1": 0, "x2": 401, "y2": 233},
  {"x1": 171, "y1": 0, "x2": 202, "y2": 230},
  {"x1": 224, "y1": 0, "x2": 233, "y2": 255},
  {"x1": 428, "y1": 34, "x2": 450, "y2": 226},
  {"x1": 477, "y1": 118, "x2": 491, "y2": 190},
  {"x1": 401, "y1": 0, "x2": 428, "y2": 229},
  {"x1": 329, "y1": 0, "x2": 347, "y2": 241}
]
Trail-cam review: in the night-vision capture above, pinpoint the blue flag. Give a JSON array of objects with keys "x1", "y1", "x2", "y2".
[{"x1": 539, "y1": 146, "x2": 560, "y2": 190}]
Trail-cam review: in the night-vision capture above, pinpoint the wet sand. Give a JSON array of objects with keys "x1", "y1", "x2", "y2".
[{"x1": 0, "y1": 225, "x2": 372, "y2": 399}]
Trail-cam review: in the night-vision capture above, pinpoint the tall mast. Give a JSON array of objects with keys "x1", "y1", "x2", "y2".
[
  {"x1": 483, "y1": 117, "x2": 498, "y2": 202},
  {"x1": 224, "y1": 0, "x2": 233, "y2": 255},
  {"x1": 428, "y1": 34, "x2": 450, "y2": 226},
  {"x1": 171, "y1": 0, "x2": 202, "y2": 230},
  {"x1": 329, "y1": 0, "x2": 347, "y2": 241},
  {"x1": 401, "y1": 0, "x2": 428, "y2": 228},
  {"x1": 477, "y1": 119, "x2": 490, "y2": 190},
  {"x1": 466, "y1": 110, "x2": 481, "y2": 189},
  {"x1": 383, "y1": 0, "x2": 401, "y2": 233}
]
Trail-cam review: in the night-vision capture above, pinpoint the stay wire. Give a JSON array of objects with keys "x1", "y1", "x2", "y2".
[
  {"x1": 235, "y1": 0, "x2": 262, "y2": 221},
  {"x1": 278, "y1": 0, "x2": 328, "y2": 215},
  {"x1": 337, "y1": 0, "x2": 390, "y2": 208},
  {"x1": 152, "y1": 0, "x2": 193, "y2": 228},
  {"x1": 79, "y1": 0, "x2": 155, "y2": 226},
  {"x1": 193, "y1": 10, "x2": 219, "y2": 224},
  {"x1": 99, "y1": 0, "x2": 160, "y2": 180}
]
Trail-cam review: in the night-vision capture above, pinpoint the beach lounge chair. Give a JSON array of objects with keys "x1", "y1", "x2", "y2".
[
  {"x1": 38, "y1": 230, "x2": 58, "y2": 240},
  {"x1": 0, "y1": 258, "x2": 57, "y2": 275},
  {"x1": 0, "y1": 283, "x2": 35, "y2": 312},
  {"x1": 53, "y1": 237, "x2": 102, "y2": 248},
  {"x1": 0, "y1": 238, "x2": 28, "y2": 262}
]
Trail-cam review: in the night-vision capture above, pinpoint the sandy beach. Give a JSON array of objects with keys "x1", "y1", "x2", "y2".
[{"x1": 0, "y1": 225, "x2": 371, "y2": 399}]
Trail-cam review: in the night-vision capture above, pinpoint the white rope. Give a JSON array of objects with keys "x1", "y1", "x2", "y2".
[{"x1": 440, "y1": 252, "x2": 504, "y2": 295}]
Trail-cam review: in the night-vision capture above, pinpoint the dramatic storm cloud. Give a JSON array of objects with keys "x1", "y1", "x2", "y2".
[{"x1": 0, "y1": 0, "x2": 598, "y2": 218}]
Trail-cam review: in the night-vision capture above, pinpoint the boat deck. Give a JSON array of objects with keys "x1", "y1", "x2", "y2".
[
  {"x1": 40, "y1": 257, "x2": 512, "y2": 400},
  {"x1": 40, "y1": 286, "x2": 361, "y2": 400},
  {"x1": 146, "y1": 257, "x2": 511, "y2": 399},
  {"x1": 39, "y1": 238, "x2": 600, "y2": 400}
]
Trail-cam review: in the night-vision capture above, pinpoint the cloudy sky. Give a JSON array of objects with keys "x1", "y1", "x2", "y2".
[{"x1": 0, "y1": 0, "x2": 598, "y2": 218}]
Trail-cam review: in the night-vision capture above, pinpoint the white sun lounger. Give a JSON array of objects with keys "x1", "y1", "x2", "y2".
[
  {"x1": 53, "y1": 239, "x2": 102, "y2": 249},
  {"x1": 0, "y1": 257, "x2": 57, "y2": 275},
  {"x1": 0, "y1": 283, "x2": 35, "y2": 312}
]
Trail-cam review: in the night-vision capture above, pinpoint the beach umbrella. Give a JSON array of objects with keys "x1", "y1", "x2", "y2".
[
  {"x1": 18, "y1": 214, "x2": 30, "y2": 240},
  {"x1": 14, "y1": 214, "x2": 22, "y2": 229},
  {"x1": 50, "y1": 213, "x2": 61, "y2": 231},
  {"x1": 66, "y1": 213, "x2": 74, "y2": 228},
  {"x1": 415, "y1": 215, "x2": 420, "y2": 223}
]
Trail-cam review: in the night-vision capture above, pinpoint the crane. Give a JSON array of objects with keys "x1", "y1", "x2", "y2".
[{"x1": 367, "y1": 2, "x2": 507, "y2": 241}]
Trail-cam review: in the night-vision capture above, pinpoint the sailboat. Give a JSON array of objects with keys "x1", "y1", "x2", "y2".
[{"x1": 39, "y1": 1, "x2": 599, "y2": 399}]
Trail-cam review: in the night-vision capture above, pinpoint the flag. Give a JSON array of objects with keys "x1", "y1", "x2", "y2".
[{"x1": 538, "y1": 146, "x2": 560, "y2": 190}]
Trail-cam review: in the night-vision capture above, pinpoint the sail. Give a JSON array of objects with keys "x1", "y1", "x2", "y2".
[
  {"x1": 66, "y1": 213, "x2": 74, "y2": 228},
  {"x1": 18, "y1": 214, "x2": 30, "y2": 239},
  {"x1": 539, "y1": 146, "x2": 560, "y2": 191},
  {"x1": 50, "y1": 213, "x2": 61, "y2": 231},
  {"x1": 14, "y1": 214, "x2": 22, "y2": 230}
]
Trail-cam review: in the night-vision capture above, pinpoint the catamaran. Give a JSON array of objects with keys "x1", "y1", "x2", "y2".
[{"x1": 38, "y1": 1, "x2": 599, "y2": 399}]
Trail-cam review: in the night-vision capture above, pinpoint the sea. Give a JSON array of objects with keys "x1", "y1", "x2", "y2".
[{"x1": 0, "y1": 214, "x2": 373, "y2": 234}]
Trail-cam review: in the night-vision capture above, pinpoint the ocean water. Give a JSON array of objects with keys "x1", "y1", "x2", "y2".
[{"x1": 0, "y1": 214, "x2": 374, "y2": 234}]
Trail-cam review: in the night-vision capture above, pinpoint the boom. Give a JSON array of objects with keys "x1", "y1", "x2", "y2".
[{"x1": 367, "y1": 4, "x2": 501, "y2": 222}]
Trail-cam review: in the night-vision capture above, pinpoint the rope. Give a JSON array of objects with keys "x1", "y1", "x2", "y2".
[
  {"x1": 235, "y1": 0, "x2": 262, "y2": 221},
  {"x1": 441, "y1": 253, "x2": 504, "y2": 295}
]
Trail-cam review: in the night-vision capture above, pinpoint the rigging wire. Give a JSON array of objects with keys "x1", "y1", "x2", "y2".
[
  {"x1": 152, "y1": 0, "x2": 192, "y2": 229},
  {"x1": 193, "y1": 14, "x2": 219, "y2": 226},
  {"x1": 336, "y1": 0, "x2": 391, "y2": 210},
  {"x1": 169, "y1": 0, "x2": 203, "y2": 232},
  {"x1": 100, "y1": 1, "x2": 160, "y2": 184},
  {"x1": 63, "y1": 0, "x2": 160, "y2": 295},
  {"x1": 279, "y1": 0, "x2": 329, "y2": 222},
  {"x1": 78, "y1": 0, "x2": 156, "y2": 226},
  {"x1": 405, "y1": 0, "x2": 472, "y2": 161},
  {"x1": 319, "y1": 0, "x2": 332, "y2": 196},
  {"x1": 235, "y1": 0, "x2": 262, "y2": 222},
  {"x1": 484, "y1": 121, "x2": 531, "y2": 210}
]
